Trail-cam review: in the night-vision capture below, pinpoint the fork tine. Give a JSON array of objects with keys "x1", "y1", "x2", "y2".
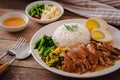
[
  {"x1": 13, "y1": 37, "x2": 24, "y2": 50},
  {"x1": 15, "y1": 38, "x2": 27, "y2": 50},
  {"x1": 11, "y1": 37, "x2": 22, "y2": 49},
  {"x1": 20, "y1": 39, "x2": 28, "y2": 47}
]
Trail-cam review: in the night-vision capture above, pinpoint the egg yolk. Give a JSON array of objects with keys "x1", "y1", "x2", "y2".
[
  {"x1": 92, "y1": 31, "x2": 104, "y2": 39},
  {"x1": 86, "y1": 19, "x2": 99, "y2": 31}
]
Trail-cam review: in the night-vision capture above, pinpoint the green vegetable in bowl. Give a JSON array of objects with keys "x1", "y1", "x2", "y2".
[
  {"x1": 38, "y1": 4, "x2": 45, "y2": 10},
  {"x1": 28, "y1": 4, "x2": 45, "y2": 19}
]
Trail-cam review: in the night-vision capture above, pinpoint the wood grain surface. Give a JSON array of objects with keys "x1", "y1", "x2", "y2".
[{"x1": 0, "y1": 1, "x2": 120, "y2": 80}]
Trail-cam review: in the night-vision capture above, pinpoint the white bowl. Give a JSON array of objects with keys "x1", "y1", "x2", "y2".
[
  {"x1": 25, "y1": 1, "x2": 64, "y2": 24},
  {"x1": 0, "y1": 12, "x2": 29, "y2": 32}
]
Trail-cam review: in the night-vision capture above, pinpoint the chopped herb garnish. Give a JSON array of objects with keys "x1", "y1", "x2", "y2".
[
  {"x1": 48, "y1": 5, "x2": 53, "y2": 6},
  {"x1": 71, "y1": 24, "x2": 78, "y2": 28},
  {"x1": 64, "y1": 24, "x2": 72, "y2": 30},
  {"x1": 64, "y1": 24, "x2": 78, "y2": 31}
]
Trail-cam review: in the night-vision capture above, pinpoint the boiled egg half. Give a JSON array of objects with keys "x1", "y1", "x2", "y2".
[
  {"x1": 85, "y1": 17, "x2": 108, "y2": 31},
  {"x1": 91, "y1": 28, "x2": 113, "y2": 42}
]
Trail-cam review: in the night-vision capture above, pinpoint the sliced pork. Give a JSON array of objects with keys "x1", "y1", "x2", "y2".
[{"x1": 60, "y1": 40, "x2": 120, "y2": 74}]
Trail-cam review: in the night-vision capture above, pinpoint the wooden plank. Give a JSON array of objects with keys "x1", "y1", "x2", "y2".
[{"x1": 0, "y1": 66, "x2": 120, "y2": 80}]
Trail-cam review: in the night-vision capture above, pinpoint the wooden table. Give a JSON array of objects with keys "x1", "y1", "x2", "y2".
[{"x1": 0, "y1": 1, "x2": 120, "y2": 80}]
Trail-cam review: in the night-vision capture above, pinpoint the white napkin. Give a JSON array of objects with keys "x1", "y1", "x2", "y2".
[{"x1": 54, "y1": 0, "x2": 120, "y2": 26}]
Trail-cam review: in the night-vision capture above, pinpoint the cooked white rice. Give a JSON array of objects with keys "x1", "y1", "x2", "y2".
[{"x1": 52, "y1": 23, "x2": 90, "y2": 47}]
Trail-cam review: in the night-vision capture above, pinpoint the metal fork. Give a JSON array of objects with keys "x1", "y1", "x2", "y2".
[{"x1": 0, "y1": 37, "x2": 28, "y2": 59}]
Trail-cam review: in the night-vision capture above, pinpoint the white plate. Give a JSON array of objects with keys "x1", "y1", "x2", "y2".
[{"x1": 30, "y1": 19, "x2": 120, "y2": 78}]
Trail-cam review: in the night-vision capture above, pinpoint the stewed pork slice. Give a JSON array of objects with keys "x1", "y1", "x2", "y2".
[
  {"x1": 103, "y1": 43, "x2": 120, "y2": 55},
  {"x1": 109, "y1": 55, "x2": 120, "y2": 60},
  {"x1": 76, "y1": 44, "x2": 88, "y2": 57},
  {"x1": 105, "y1": 57, "x2": 115, "y2": 66},
  {"x1": 67, "y1": 48, "x2": 86, "y2": 73},
  {"x1": 75, "y1": 44, "x2": 91, "y2": 70},
  {"x1": 91, "y1": 41, "x2": 120, "y2": 60},
  {"x1": 98, "y1": 51, "x2": 109, "y2": 66},
  {"x1": 102, "y1": 51, "x2": 114, "y2": 66},
  {"x1": 87, "y1": 43, "x2": 114, "y2": 67},
  {"x1": 60, "y1": 52, "x2": 77, "y2": 72},
  {"x1": 60, "y1": 40, "x2": 120, "y2": 74},
  {"x1": 69, "y1": 45, "x2": 86, "y2": 60},
  {"x1": 90, "y1": 41, "x2": 119, "y2": 65},
  {"x1": 87, "y1": 44, "x2": 99, "y2": 65},
  {"x1": 99, "y1": 56, "x2": 106, "y2": 65},
  {"x1": 86, "y1": 43, "x2": 99, "y2": 71},
  {"x1": 97, "y1": 51, "x2": 114, "y2": 66},
  {"x1": 69, "y1": 44, "x2": 92, "y2": 71}
]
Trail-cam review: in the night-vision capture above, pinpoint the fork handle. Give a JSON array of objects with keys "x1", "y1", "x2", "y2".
[
  {"x1": 0, "y1": 58, "x2": 16, "y2": 74},
  {"x1": 0, "y1": 63, "x2": 9, "y2": 74},
  {"x1": 0, "y1": 52, "x2": 7, "y2": 60}
]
